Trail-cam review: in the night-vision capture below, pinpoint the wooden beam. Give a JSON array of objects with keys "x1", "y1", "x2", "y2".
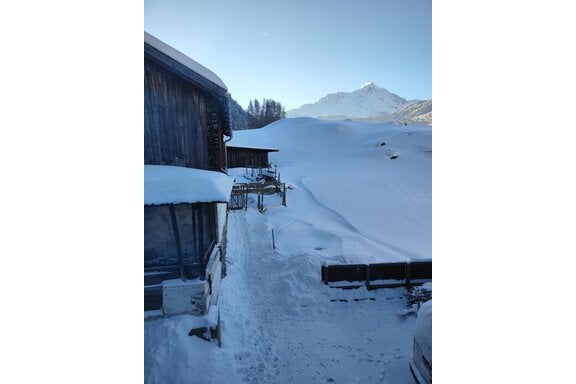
[{"x1": 169, "y1": 205, "x2": 186, "y2": 281}]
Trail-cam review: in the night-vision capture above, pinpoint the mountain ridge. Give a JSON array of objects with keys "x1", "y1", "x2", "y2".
[{"x1": 287, "y1": 82, "x2": 431, "y2": 125}]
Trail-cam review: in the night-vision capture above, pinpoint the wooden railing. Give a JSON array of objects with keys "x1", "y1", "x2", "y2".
[
  {"x1": 229, "y1": 181, "x2": 287, "y2": 211},
  {"x1": 321, "y1": 260, "x2": 432, "y2": 290}
]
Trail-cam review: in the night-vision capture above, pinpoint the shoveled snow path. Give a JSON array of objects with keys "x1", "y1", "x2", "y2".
[{"x1": 220, "y1": 208, "x2": 419, "y2": 384}]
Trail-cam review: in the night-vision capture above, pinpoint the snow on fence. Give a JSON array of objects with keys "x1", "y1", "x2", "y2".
[{"x1": 321, "y1": 261, "x2": 432, "y2": 290}]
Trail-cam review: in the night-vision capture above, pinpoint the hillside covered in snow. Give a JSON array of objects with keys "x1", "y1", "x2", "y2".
[{"x1": 230, "y1": 117, "x2": 432, "y2": 262}]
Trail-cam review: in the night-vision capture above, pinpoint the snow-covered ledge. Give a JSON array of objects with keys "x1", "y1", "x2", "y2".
[{"x1": 144, "y1": 165, "x2": 233, "y2": 206}]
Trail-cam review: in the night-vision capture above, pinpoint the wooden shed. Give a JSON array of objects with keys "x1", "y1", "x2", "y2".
[
  {"x1": 144, "y1": 32, "x2": 233, "y2": 318},
  {"x1": 144, "y1": 165, "x2": 232, "y2": 316},
  {"x1": 226, "y1": 145, "x2": 279, "y2": 169}
]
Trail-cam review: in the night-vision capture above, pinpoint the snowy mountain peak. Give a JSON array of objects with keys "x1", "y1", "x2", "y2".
[
  {"x1": 286, "y1": 83, "x2": 431, "y2": 124},
  {"x1": 286, "y1": 83, "x2": 410, "y2": 119}
]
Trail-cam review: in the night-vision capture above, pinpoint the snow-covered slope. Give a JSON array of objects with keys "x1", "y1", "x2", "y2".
[
  {"x1": 390, "y1": 99, "x2": 432, "y2": 123},
  {"x1": 360, "y1": 99, "x2": 432, "y2": 125},
  {"x1": 230, "y1": 117, "x2": 432, "y2": 262},
  {"x1": 286, "y1": 82, "x2": 409, "y2": 119}
]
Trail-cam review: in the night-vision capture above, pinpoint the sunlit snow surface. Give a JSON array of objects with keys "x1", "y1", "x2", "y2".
[
  {"x1": 231, "y1": 117, "x2": 431, "y2": 263},
  {"x1": 144, "y1": 165, "x2": 233, "y2": 205},
  {"x1": 145, "y1": 118, "x2": 431, "y2": 384}
]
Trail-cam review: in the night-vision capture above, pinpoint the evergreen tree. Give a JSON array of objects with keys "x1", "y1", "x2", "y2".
[
  {"x1": 253, "y1": 99, "x2": 261, "y2": 121},
  {"x1": 247, "y1": 100, "x2": 254, "y2": 116},
  {"x1": 245, "y1": 97, "x2": 286, "y2": 128},
  {"x1": 227, "y1": 94, "x2": 250, "y2": 131}
]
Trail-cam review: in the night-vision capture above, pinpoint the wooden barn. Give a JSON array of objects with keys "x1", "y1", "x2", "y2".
[
  {"x1": 145, "y1": 31, "x2": 231, "y2": 171},
  {"x1": 226, "y1": 145, "x2": 279, "y2": 169},
  {"x1": 144, "y1": 32, "x2": 233, "y2": 320}
]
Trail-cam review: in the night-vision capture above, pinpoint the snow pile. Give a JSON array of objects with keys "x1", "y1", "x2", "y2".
[
  {"x1": 415, "y1": 300, "x2": 432, "y2": 346},
  {"x1": 144, "y1": 165, "x2": 233, "y2": 205},
  {"x1": 144, "y1": 314, "x2": 240, "y2": 384}
]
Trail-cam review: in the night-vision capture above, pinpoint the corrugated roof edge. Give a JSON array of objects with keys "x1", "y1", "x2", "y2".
[{"x1": 144, "y1": 31, "x2": 228, "y2": 92}]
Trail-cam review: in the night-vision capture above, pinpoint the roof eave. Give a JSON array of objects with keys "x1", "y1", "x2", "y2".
[{"x1": 144, "y1": 32, "x2": 228, "y2": 100}]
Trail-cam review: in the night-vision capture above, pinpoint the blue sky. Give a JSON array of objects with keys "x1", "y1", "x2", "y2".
[{"x1": 145, "y1": 0, "x2": 431, "y2": 110}]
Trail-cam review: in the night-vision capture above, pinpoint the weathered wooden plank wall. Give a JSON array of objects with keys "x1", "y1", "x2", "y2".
[
  {"x1": 227, "y1": 148, "x2": 271, "y2": 168},
  {"x1": 144, "y1": 57, "x2": 226, "y2": 170}
]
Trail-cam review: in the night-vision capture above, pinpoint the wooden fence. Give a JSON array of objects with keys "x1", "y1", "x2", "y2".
[
  {"x1": 229, "y1": 181, "x2": 287, "y2": 211},
  {"x1": 321, "y1": 260, "x2": 431, "y2": 290}
]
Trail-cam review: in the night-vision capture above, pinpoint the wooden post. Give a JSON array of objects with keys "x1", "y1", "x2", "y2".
[
  {"x1": 272, "y1": 229, "x2": 276, "y2": 250},
  {"x1": 365, "y1": 264, "x2": 371, "y2": 291},
  {"x1": 405, "y1": 262, "x2": 411, "y2": 288},
  {"x1": 321, "y1": 265, "x2": 328, "y2": 284},
  {"x1": 198, "y1": 206, "x2": 205, "y2": 280},
  {"x1": 258, "y1": 193, "x2": 264, "y2": 213},
  {"x1": 216, "y1": 308, "x2": 222, "y2": 347},
  {"x1": 169, "y1": 205, "x2": 186, "y2": 282},
  {"x1": 219, "y1": 244, "x2": 225, "y2": 278},
  {"x1": 192, "y1": 204, "x2": 199, "y2": 273},
  {"x1": 282, "y1": 183, "x2": 287, "y2": 206}
]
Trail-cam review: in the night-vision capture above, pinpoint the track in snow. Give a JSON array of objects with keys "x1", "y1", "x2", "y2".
[{"x1": 220, "y1": 209, "x2": 418, "y2": 384}]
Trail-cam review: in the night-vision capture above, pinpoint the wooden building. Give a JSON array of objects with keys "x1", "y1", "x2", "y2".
[
  {"x1": 226, "y1": 145, "x2": 279, "y2": 169},
  {"x1": 144, "y1": 165, "x2": 232, "y2": 317},
  {"x1": 145, "y1": 32, "x2": 231, "y2": 171},
  {"x1": 144, "y1": 32, "x2": 232, "y2": 319}
]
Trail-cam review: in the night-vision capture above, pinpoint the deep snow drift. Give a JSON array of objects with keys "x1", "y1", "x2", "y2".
[{"x1": 144, "y1": 117, "x2": 432, "y2": 384}]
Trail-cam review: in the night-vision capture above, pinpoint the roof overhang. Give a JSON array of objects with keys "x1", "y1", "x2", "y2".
[
  {"x1": 226, "y1": 145, "x2": 279, "y2": 152},
  {"x1": 144, "y1": 32, "x2": 228, "y2": 100}
]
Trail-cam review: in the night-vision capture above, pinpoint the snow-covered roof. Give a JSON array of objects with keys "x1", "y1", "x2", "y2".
[
  {"x1": 227, "y1": 144, "x2": 279, "y2": 152},
  {"x1": 144, "y1": 165, "x2": 233, "y2": 205},
  {"x1": 144, "y1": 32, "x2": 228, "y2": 93}
]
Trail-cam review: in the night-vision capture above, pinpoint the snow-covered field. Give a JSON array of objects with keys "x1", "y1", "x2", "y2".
[{"x1": 145, "y1": 117, "x2": 432, "y2": 383}]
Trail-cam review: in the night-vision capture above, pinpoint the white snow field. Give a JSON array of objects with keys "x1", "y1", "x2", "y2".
[{"x1": 145, "y1": 117, "x2": 432, "y2": 384}]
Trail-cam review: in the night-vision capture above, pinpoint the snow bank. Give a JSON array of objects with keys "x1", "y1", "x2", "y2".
[
  {"x1": 144, "y1": 165, "x2": 233, "y2": 205},
  {"x1": 144, "y1": 314, "x2": 240, "y2": 384}
]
